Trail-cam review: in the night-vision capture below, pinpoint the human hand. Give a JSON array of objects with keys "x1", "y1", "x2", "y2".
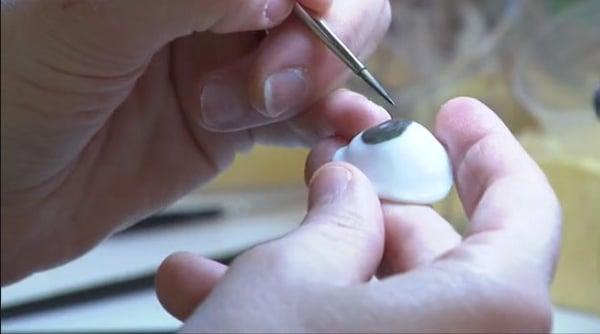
[
  {"x1": 1, "y1": 0, "x2": 391, "y2": 284},
  {"x1": 156, "y1": 98, "x2": 562, "y2": 332}
]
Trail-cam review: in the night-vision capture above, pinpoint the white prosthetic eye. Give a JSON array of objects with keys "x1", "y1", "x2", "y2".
[{"x1": 333, "y1": 119, "x2": 454, "y2": 205}]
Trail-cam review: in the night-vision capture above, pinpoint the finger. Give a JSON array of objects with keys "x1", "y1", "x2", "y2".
[
  {"x1": 322, "y1": 98, "x2": 560, "y2": 333},
  {"x1": 299, "y1": 0, "x2": 333, "y2": 13},
  {"x1": 176, "y1": 88, "x2": 390, "y2": 177},
  {"x1": 185, "y1": 0, "x2": 391, "y2": 131},
  {"x1": 28, "y1": 0, "x2": 314, "y2": 68},
  {"x1": 207, "y1": 0, "x2": 331, "y2": 34},
  {"x1": 378, "y1": 204, "x2": 461, "y2": 277},
  {"x1": 435, "y1": 97, "x2": 561, "y2": 279},
  {"x1": 304, "y1": 137, "x2": 346, "y2": 183},
  {"x1": 234, "y1": 162, "x2": 384, "y2": 284},
  {"x1": 181, "y1": 89, "x2": 389, "y2": 174},
  {"x1": 250, "y1": 89, "x2": 391, "y2": 147},
  {"x1": 155, "y1": 252, "x2": 227, "y2": 321},
  {"x1": 246, "y1": 0, "x2": 391, "y2": 118},
  {"x1": 48, "y1": 0, "x2": 330, "y2": 49},
  {"x1": 305, "y1": 137, "x2": 462, "y2": 276}
]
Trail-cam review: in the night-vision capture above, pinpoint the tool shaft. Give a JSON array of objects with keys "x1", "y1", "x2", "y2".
[
  {"x1": 294, "y1": 4, "x2": 364, "y2": 73},
  {"x1": 294, "y1": 4, "x2": 395, "y2": 105}
]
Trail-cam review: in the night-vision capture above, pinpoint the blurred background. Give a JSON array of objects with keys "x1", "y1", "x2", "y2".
[{"x1": 2, "y1": 0, "x2": 599, "y2": 332}]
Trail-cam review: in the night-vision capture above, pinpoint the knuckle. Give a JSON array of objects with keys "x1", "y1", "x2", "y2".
[
  {"x1": 321, "y1": 207, "x2": 365, "y2": 230},
  {"x1": 308, "y1": 208, "x2": 375, "y2": 243}
]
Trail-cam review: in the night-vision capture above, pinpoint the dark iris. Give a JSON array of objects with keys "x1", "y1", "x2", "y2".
[
  {"x1": 594, "y1": 86, "x2": 600, "y2": 119},
  {"x1": 362, "y1": 119, "x2": 412, "y2": 145}
]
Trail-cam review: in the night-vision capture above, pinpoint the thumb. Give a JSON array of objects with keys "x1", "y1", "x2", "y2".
[{"x1": 235, "y1": 162, "x2": 384, "y2": 285}]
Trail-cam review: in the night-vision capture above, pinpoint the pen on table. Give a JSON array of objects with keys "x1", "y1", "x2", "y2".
[
  {"x1": 294, "y1": 3, "x2": 395, "y2": 106},
  {"x1": 594, "y1": 85, "x2": 599, "y2": 119},
  {"x1": 117, "y1": 207, "x2": 223, "y2": 234},
  {"x1": 0, "y1": 254, "x2": 238, "y2": 321}
]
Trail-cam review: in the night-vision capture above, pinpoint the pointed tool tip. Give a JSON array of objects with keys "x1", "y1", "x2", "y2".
[
  {"x1": 359, "y1": 69, "x2": 395, "y2": 107},
  {"x1": 383, "y1": 93, "x2": 396, "y2": 106},
  {"x1": 376, "y1": 87, "x2": 395, "y2": 106}
]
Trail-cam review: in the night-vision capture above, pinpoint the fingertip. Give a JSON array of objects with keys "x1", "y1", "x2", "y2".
[
  {"x1": 156, "y1": 252, "x2": 227, "y2": 321},
  {"x1": 436, "y1": 97, "x2": 481, "y2": 135},
  {"x1": 307, "y1": 160, "x2": 379, "y2": 213},
  {"x1": 435, "y1": 97, "x2": 505, "y2": 142},
  {"x1": 440, "y1": 96, "x2": 484, "y2": 110},
  {"x1": 434, "y1": 97, "x2": 512, "y2": 165},
  {"x1": 307, "y1": 161, "x2": 353, "y2": 206},
  {"x1": 304, "y1": 137, "x2": 347, "y2": 184},
  {"x1": 324, "y1": 90, "x2": 391, "y2": 138},
  {"x1": 249, "y1": 0, "x2": 390, "y2": 120},
  {"x1": 264, "y1": 0, "x2": 295, "y2": 25},
  {"x1": 299, "y1": 0, "x2": 333, "y2": 13},
  {"x1": 292, "y1": 89, "x2": 390, "y2": 144},
  {"x1": 155, "y1": 252, "x2": 191, "y2": 320},
  {"x1": 308, "y1": 160, "x2": 362, "y2": 188},
  {"x1": 292, "y1": 159, "x2": 384, "y2": 283}
]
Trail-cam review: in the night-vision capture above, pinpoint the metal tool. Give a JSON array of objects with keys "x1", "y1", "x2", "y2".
[{"x1": 294, "y1": 4, "x2": 395, "y2": 106}]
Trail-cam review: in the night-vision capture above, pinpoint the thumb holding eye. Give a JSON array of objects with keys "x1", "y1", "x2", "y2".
[{"x1": 234, "y1": 162, "x2": 385, "y2": 284}]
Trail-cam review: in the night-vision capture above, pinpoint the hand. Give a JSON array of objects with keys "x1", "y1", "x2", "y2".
[
  {"x1": 0, "y1": 0, "x2": 391, "y2": 284},
  {"x1": 156, "y1": 98, "x2": 562, "y2": 332}
]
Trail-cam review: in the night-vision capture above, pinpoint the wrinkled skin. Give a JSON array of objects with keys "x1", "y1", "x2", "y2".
[
  {"x1": 2, "y1": 1, "x2": 561, "y2": 332},
  {"x1": 1, "y1": 0, "x2": 390, "y2": 283},
  {"x1": 156, "y1": 98, "x2": 562, "y2": 333}
]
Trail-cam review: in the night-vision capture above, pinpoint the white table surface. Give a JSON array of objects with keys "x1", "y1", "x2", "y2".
[
  {"x1": 2, "y1": 189, "x2": 599, "y2": 333},
  {"x1": 3, "y1": 288, "x2": 599, "y2": 333}
]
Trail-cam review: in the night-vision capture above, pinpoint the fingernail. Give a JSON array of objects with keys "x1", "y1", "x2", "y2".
[
  {"x1": 200, "y1": 81, "x2": 246, "y2": 129},
  {"x1": 263, "y1": 68, "x2": 308, "y2": 118},
  {"x1": 309, "y1": 164, "x2": 352, "y2": 206},
  {"x1": 264, "y1": 0, "x2": 291, "y2": 24},
  {"x1": 368, "y1": 100, "x2": 392, "y2": 119}
]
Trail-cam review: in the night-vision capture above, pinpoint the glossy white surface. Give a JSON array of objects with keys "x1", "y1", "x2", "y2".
[{"x1": 334, "y1": 121, "x2": 453, "y2": 204}]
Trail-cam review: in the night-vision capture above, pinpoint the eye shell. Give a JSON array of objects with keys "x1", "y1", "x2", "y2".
[{"x1": 334, "y1": 120, "x2": 454, "y2": 205}]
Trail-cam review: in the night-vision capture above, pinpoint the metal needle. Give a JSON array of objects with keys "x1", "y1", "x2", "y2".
[{"x1": 294, "y1": 4, "x2": 395, "y2": 105}]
